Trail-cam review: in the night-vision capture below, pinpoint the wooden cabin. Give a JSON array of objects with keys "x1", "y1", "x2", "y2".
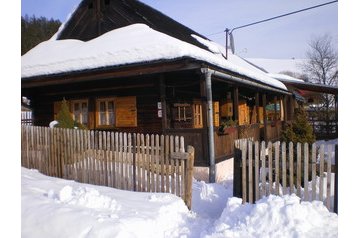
[{"x1": 21, "y1": 0, "x2": 291, "y2": 182}]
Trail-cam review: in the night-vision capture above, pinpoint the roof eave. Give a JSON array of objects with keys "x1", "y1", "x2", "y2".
[{"x1": 22, "y1": 57, "x2": 289, "y2": 95}]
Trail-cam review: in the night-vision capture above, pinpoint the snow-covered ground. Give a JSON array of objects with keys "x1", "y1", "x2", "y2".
[{"x1": 22, "y1": 167, "x2": 337, "y2": 238}]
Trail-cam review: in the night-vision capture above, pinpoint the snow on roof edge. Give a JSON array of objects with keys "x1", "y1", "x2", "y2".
[
  {"x1": 22, "y1": 24, "x2": 287, "y2": 91},
  {"x1": 267, "y1": 73, "x2": 304, "y2": 82}
]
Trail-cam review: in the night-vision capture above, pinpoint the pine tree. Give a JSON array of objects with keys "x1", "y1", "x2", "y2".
[
  {"x1": 21, "y1": 15, "x2": 62, "y2": 55},
  {"x1": 281, "y1": 107, "x2": 315, "y2": 144},
  {"x1": 56, "y1": 99, "x2": 75, "y2": 129}
]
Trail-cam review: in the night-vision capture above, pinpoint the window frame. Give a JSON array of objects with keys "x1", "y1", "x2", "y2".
[
  {"x1": 71, "y1": 99, "x2": 89, "y2": 126},
  {"x1": 173, "y1": 103, "x2": 192, "y2": 122},
  {"x1": 96, "y1": 97, "x2": 116, "y2": 127}
]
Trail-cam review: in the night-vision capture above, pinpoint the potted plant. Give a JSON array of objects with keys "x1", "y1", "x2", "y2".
[{"x1": 218, "y1": 119, "x2": 238, "y2": 135}]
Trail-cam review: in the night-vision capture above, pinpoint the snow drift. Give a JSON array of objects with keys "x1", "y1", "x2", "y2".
[
  {"x1": 22, "y1": 167, "x2": 337, "y2": 238},
  {"x1": 206, "y1": 195, "x2": 337, "y2": 238}
]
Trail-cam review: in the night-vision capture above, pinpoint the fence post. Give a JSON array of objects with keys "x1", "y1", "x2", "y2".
[
  {"x1": 133, "y1": 133, "x2": 137, "y2": 192},
  {"x1": 334, "y1": 144, "x2": 338, "y2": 214},
  {"x1": 185, "y1": 146, "x2": 195, "y2": 210},
  {"x1": 233, "y1": 146, "x2": 242, "y2": 198}
]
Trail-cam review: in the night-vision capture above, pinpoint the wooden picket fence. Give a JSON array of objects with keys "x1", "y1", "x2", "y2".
[
  {"x1": 233, "y1": 139, "x2": 338, "y2": 213},
  {"x1": 21, "y1": 126, "x2": 195, "y2": 209}
]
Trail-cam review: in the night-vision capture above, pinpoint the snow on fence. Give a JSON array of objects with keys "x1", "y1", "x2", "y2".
[
  {"x1": 233, "y1": 139, "x2": 338, "y2": 213},
  {"x1": 21, "y1": 126, "x2": 195, "y2": 209}
]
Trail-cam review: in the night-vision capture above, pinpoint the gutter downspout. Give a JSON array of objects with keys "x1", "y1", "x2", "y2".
[
  {"x1": 202, "y1": 68, "x2": 216, "y2": 183},
  {"x1": 208, "y1": 69, "x2": 290, "y2": 95}
]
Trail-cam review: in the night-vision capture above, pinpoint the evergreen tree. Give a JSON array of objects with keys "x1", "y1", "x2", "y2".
[
  {"x1": 56, "y1": 99, "x2": 75, "y2": 129},
  {"x1": 281, "y1": 107, "x2": 315, "y2": 144},
  {"x1": 21, "y1": 15, "x2": 61, "y2": 55}
]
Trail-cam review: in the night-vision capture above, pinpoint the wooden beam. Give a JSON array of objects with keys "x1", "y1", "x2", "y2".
[
  {"x1": 95, "y1": 0, "x2": 102, "y2": 35},
  {"x1": 255, "y1": 92, "x2": 260, "y2": 123},
  {"x1": 160, "y1": 76, "x2": 168, "y2": 132},
  {"x1": 22, "y1": 60, "x2": 201, "y2": 88},
  {"x1": 233, "y1": 87, "x2": 239, "y2": 121},
  {"x1": 274, "y1": 96, "x2": 278, "y2": 122},
  {"x1": 283, "y1": 95, "x2": 288, "y2": 122},
  {"x1": 43, "y1": 83, "x2": 155, "y2": 96},
  {"x1": 88, "y1": 97, "x2": 96, "y2": 130},
  {"x1": 200, "y1": 78, "x2": 209, "y2": 165},
  {"x1": 262, "y1": 94, "x2": 267, "y2": 142}
]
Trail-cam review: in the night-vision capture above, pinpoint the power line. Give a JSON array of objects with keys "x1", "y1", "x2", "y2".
[
  {"x1": 220, "y1": 0, "x2": 338, "y2": 59},
  {"x1": 206, "y1": 1, "x2": 338, "y2": 37},
  {"x1": 229, "y1": 1, "x2": 338, "y2": 33}
]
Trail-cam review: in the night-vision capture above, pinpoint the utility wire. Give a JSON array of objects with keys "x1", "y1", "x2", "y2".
[
  {"x1": 229, "y1": 0, "x2": 338, "y2": 33},
  {"x1": 206, "y1": 0, "x2": 338, "y2": 36}
]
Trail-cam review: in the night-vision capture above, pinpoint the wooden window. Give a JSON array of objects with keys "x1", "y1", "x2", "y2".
[
  {"x1": 172, "y1": 103, "x2": 192, "y2": 129},
  {"x1": 115, "y1": 96, "x2": 137, "y2": 127},
  {"x1": 72, "y1": 100, "x2": 88, "y2": 126},
  {"x1": 173, "y1": 103, "x2": 192, "y2": 122},
  {"x1": 193, "y1": 101, "x2": 203, "y2": 128},
  {"x1": 96, "y1": 98, "x2": 116, "y2": 127},
  {"x1": 265, "y1": 103, "x2": 280, "y2": 122}
]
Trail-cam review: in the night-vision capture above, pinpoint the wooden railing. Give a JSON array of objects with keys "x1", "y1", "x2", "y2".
[
  {"x1": 21, "y1": 126, "x2": 195, "y2": 209},
  {"x1": 233, "y1": 139, "x2": 338, "y2": 213}
]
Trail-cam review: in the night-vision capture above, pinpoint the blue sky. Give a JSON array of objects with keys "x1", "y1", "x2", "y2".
[{"x1": 21, "y1": 0, "x2": 338, "y2": 59}]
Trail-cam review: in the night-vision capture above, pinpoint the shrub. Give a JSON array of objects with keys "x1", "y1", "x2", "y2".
[
  {"x1": 281, "y1": 107, "x2": 315, "y2": 144},
  {"x1": 55, "y1": 98, "x2": 86, "y2": 129}
]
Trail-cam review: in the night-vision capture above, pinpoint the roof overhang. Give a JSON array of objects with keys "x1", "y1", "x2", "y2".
[
  {"x1": 280, "y1": 79, "x2": 337, "y2": 95},
  {"x1": 22, "y1": 57, "x2": 289, "y2": 96},
  {"x1": 202, "y1": 68, "x2": 290, "y2": 95},
  {"x1": 21, "y1": 58, "x2": 201, "y2": 88}
]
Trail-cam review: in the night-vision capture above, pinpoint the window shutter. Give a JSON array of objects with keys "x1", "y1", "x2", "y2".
[
  {"x1": 213, "y1": 101, "x2": 220, "y2": 127},
  {"x1": 53, "y1": 101, "x2": 61, "y2": 120},
  {"x1": 259, "y1": 107, "x2": 264, "y2": 124},
  {"x1": 193, "y1": 101, "x2": 203, "y2": 128},
  {"x1": 238, "y1": 100, "x2": 249, "y2": 125},
  {"x1": 115, "y1": 96, "x2": 137, "y2": 127}
]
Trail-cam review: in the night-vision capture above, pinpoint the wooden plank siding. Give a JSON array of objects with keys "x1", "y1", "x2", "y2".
[{"x1": 23, "y1": 69, "x2": 289, "y2": 169}]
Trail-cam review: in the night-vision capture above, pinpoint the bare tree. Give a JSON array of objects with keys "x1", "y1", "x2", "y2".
[
  {"x1": 301, "y1": 34, "x2": 338, "y2": 139},
  {"x1": 303, "y1": 34, "x2": 338, "y2": 86}
]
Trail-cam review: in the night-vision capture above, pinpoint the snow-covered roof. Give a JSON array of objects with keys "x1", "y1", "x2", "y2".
[
  {"x1": 245, "y1": 58, "x2": 308, "y2": 74},
  {"x1": 22, "y1": 24, "x2": 286, "y2": 91},
  {"x1": 267, "y1": 73, "x2": 304, "y2": 82}
]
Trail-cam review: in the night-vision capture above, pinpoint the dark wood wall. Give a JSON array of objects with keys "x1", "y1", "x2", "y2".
[
  {"x1": 23, "y1": 70, "x2": 210, "y2": 166},
  {"x1": 26, "y1": 75, "x2": 163, "y2": 134},
  {"x1": 23, "y1": 69, "x2": 289, "y2": 168}
]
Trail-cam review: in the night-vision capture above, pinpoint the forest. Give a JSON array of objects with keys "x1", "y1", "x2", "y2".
[{"x1": 21, "y1": 15, "x2": 61, "y2": 55}]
